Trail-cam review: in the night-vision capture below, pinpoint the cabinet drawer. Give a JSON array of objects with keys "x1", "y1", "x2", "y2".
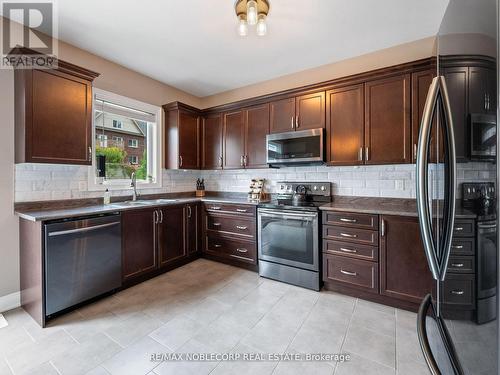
[
  {"x1": 323, "y1": 225, "x2": 378, "y2": 246},
  {"x1": 450, "y1": 238, "x2": 475, "y2": 255},
  {"x1": 323, "y1": 254, "x2": 379, "y2": 293},
  {"x1": 322, "y1": 240, "x2": 378, "y2": 262},
  {"x1": 441, "y1": 275, "x2": 475, "y2": 308},
  {"x1": 447, "y1": 256, "x2": 475, "y2": 274},
  {"x1": 204, "y1": 203, "x2": 256, "y2": 216},
  {"x1": 205, "y1": 235, "x2": 256, "y2": 264},
  {"x1": 453, "y1": 220, "x2": 475, "y2": 237},
  {"x1": 322, "y1": 211, "x2": 378, "y2": 230},
  {"x1": 206, "y1": 214, "x2": 255, "y2": 238}
]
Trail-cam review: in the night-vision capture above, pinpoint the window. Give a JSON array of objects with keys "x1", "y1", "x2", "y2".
[{"x1": 90, "y1": 88, "x2": 162, "y2": 191}]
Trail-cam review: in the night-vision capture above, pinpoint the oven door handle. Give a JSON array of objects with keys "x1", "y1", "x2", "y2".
[
  {"x1": 258, "y1": 209, "x2": 318, "y2": 219},
  {"x1": 258, "y1": 212, "x2": 318, "y2": 220}
]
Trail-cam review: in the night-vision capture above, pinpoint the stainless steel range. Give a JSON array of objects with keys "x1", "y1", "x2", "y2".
[{"x1": 257, "y1": 182, "x2": 331, "y2": 290}]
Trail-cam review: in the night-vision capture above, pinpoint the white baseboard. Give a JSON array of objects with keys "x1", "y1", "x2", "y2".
[{"x1": 0, "y1": 291, "x2": 20, "y2": 313}]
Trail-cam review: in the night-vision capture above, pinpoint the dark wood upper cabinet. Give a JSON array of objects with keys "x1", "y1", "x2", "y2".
[
  {"x1": 15, "y1": 62, "x2": 99, "y2": 165},
  {"x1": 223, "y1": 110, "x2": 246, "y2": 169},
  {"x1": 326, "y1": 84, "x2": 364, "y2": 165},
  {"x1": 122, "y1": 208, "x2": 156, "y2": 281},
  {"x1": 158, "y1": 205, "x2": 186, "y2": 268},
  {"x1": 163, "y1": 102, "x2": 200, "y2": 169},
  {"x1": 295, "y1": 91, "x2": 325, "y2": 130},
  {"x1": 443, "y1": 66, "x2": 468, "y2": 161},
  {"x1": 186, "y1": 203, "x2": 199, "y2": 255},
  {"x1": 202, "y1": 113, "x2": 223, "y2": 169},
  {"x1": 244, "y1": 103, "x2": 270, "y2": 168},
  {"x1": 411, "y1": 70, "x2": 433, "y2": 163},
  {"x1": 364, "y1": 74, "x2": 411, "y2": 164},
  {"x1": 379, "y1": 215, "x2": 434, "y2": 304},
  {"x1": 469, "y1": 66, "x2": 496, "y2": 115},
  {"x1": 270, "y1": 97, "x2": 295, "y2": 133}
]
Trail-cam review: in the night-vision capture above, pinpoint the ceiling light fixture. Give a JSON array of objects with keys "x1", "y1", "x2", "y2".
[{"x1": 235, "y1": 0, "x2": 270, "y2": 37}]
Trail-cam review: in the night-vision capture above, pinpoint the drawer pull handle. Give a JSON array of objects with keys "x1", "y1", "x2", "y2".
[
  {"x1": 236, "y1": 209, "x2": 248, "y2": 213},
  {"x1": 212, "y1": 222, "x2": 221, "y2": 226},
  {"x1": 340, "y1": 218, "x2": 357, "y2": 223},
  {"x1": 340, "y1": 269, "x2": 357, "y2": 276},
  {"x1": 455, "y1": 227, "x2": 464, "y2": 231},
  {"x1": 451, "y1": 290, "x2": 464, "y2": 295},
  {"x1": 211, "y1": 206, "x2": 221, "y2": 210},
  {"x1": 214, "y1": 244, "x2": 222, "y2": 248},
  {"x1": 452, "y1": 245, "x2": 464, "y2": 249},
  {"x1": 236, "y1": 225, "x2": 248, "y2": 230},
  {"x1": 451, "y1": 263, "x2": 464, "y2": 268},
  {"x1": 340, "y1": 233, "x2": 357, "y2": 238},
  {"x1": 340, "y1": 247, "x2": 357, "y2": 254},
  {"x1": 236, "y1": 248, "x2": 248, "y2": 253}
]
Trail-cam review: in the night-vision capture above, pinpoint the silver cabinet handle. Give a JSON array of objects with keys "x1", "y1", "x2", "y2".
[
  {"x1": 414, "y1": 144, "x2": 417, "y2": 160},
  {"x1": 240, "y1": 155, "x2": 244, "y2": 167},
  {"x1": 179, "y1": 155, "x2": 183, "y2": 167},
  {"x1": 340, "y1": 218, "x2": 357, "y2": 223},
  {"x1": 219, "y1": 155, "x2": 223, "y2": 167},
  {"x1": 340, "y1": 269, "x2": 357, "y2": 276},
  {"x1": 48, "y1": 221, "x2": 120, "y2": 237},
  {"x1": 485, "y1": 93, "x2": 488, "y2": 111},
  {"x1": 451, "y1": 290, "x2": 464, "y2": 295},
  {"x1": 236, "y1": 225, "x2": 248, "y2": 230},
  {"x1": 88, "y1": 146, "x2": 92, "y2": 162},
  {"x1": 236, "y1": 208, "x2": 248, "y2": 213},
  {"x1": 340, "y1": 232, "x2": 357, "y2": 238},
  {"x1": 236, "y1": 248, "x2": 248, "y2": 253},
  {"x1": 291, "y1": 116, "x2": 294, "y2": 129},
  {"x1": 214, "y1": 244, "x2": 222, "y2": 248},
  {"x1": 187, "y1": 205, "x2": 192, "y2": 218},
  {"x1": 210, "y1": 206, "x2": 221, "y2": 210},
  {"x1": 454, "y1": 227, "x2": 463, "y2": 231},
  {"x1": 159, "y1": 210, "x2": 163, "y2": 223},
  {"x1": 244, "y1": 155, "x2": 248, "y2": 167},
  {"x1": 212, "y1": 222, "x2": 221, "y2": 226},
  {"x1": 365, "y1": 147, "x2": 369, "y2": 161},
  {"x1": 451, "y1": 263, "x2": 464, "y2": 268},
  {"x1": 452, "y1": 244, "x2": 463, "y2": 249},
  {"x1": 358, "y1": 147, "x2": 363, "y2": 161},
  {"x1": 153, "y1": 210, "x2": 158, "y2": 224},
  {"x1": 340, "y1": 247, "x2": 357, "y2": 254},
  {"x1": 381, "y1": 219, "x2": 385, "y2": 237},
  {"x1": 295, "y1": 115, "x2": 299, "y2": 128}
]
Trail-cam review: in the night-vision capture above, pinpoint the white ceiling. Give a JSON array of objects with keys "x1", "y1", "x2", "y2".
[{"x1": 10, "y1": 0, "x2": 450, "y2": 97}]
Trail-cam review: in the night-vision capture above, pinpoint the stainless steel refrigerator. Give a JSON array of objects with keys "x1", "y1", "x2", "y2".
[{"x1": 416, "y1": 0, "x2": 498, "y2": 374}]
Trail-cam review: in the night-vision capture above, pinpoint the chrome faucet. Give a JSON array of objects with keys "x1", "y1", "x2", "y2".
[{"x1": 130, "y1": 172, "x2": 139, "y2": 201}]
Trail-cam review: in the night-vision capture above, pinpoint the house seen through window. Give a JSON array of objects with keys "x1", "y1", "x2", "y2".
[{"x1": 93, "y1": 92, "x2": 159, "y2": 184}]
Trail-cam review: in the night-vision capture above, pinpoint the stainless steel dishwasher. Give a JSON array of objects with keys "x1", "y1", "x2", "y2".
[{"x1": 44, "y1": 213, "x2": 122, "y2": 316}]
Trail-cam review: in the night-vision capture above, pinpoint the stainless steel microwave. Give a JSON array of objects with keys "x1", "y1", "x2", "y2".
[
  {"x1": 470, "y1": 114, "x2": 496, "y2": 160},
  {"x1": 266, "y1": 128, "x2": 324, "y2": 166}
]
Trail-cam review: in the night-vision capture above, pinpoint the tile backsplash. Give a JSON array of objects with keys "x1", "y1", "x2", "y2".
[{"x1": 14, "y1": 162, "x2": 496, "y2": 202}]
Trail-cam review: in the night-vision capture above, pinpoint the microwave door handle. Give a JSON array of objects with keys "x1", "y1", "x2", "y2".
[
  {"x1": 416, "y1": 76, "x2": 441, "y2": 281},
  {"x1": 437, "y1": 75, "x2": 457, "y2": 281}
]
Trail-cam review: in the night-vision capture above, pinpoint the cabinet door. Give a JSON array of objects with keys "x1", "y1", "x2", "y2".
[
  {"x1": 364, "y1": 74, "x2": 411, "y2": 164},
  {"x1": 178, "y1": 111, "x2": 199, "y2": 169},
  {"x1": 202, "y1": 114, "x2": 223, "y2": 169},
  {"x1": 270, "y1": 97, "x2": 295, "y2": 133},
  {"x1": 326, "y1": 85, "x2": 364, "y2": 165},
  {"x1": 295, "y1": 91, "x2": 325, "y2": 130},
  {"x1": 469, "y1": 67, "x2": 489, "y2": 114},
  {"x1": 487, "y1": 68, "x2": 497, "y2": 113},
  {"x1": 443, "y1": 66, "x2": 468, "y2": 161},
  {"x1": 158, "y1": 205, "x2": 186, "y2": 267},
  {"x1": 186, "y1": 203, "x2": 199, "y2": 255},
  {"x1": 223, "y1": 110, "x2": 245, "y2": 169},
  {"x1": 379, "y1": 215, "x2": 434, "y2": 303},
  {"x1": 122, "y1": 208, "x2": 156, "y2": 281},
  {"x1": 29, "y1": 69, "x2": 92, "y2": 165},
  {"x1": 245, "y1": 103, "x2": 270, "y2": 168}
]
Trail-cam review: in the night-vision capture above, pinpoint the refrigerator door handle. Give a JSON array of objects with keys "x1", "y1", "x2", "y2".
[
  {"x1": 437, "y1": 75, "x2": 457, "y2": 281},
  {"x1": 416, "y1": 76, "x2": 441, "y2": 280}
]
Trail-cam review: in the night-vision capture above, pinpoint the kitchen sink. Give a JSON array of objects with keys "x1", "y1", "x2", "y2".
[
  {"x1": 151, "y1": 199, "x2": 178, "y2": 204},
  {"x1": 112, "y1": 200, "x2": 153, "y2": 207}
]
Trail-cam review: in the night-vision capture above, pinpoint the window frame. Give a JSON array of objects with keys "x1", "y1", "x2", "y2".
[
  {"x1": 88, "y1": 88, "x2": 162, "y2": 192},
  {"x1": 128, "y1": 139, "x2": 139, "y2": 148},
  {"x1": 112, "y1": 119, "x2": 123, "y2": 129}
]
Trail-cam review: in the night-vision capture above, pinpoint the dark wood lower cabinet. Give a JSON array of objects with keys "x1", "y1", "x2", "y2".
[
  {"x1": 158, "y1": 205, "x2": 186, "y2": 268},
  {"x1": 186, "y1": 203, "x2": 199, "y2": 255},
  {"x1": 379, "y1": 215, "x2": 434, "y2": 304},
  {"x1": 122, "y1": 208, "x2": 157, "y2": 281}
]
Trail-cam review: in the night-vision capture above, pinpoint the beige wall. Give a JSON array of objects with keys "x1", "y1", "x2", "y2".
[{"x1": 200, "y1": 37, "x2": 436, "y2": 109}]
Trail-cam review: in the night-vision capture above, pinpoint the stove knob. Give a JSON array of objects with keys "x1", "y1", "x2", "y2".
[
  {"x1": 313, "y1": 186, "x2": 318, "y2": 191},
  {"x1": 280, "y1": 184, "x2": 285, "y2": 191},
  {"x1": 320, "y1": 186, "x2": 326, "y2": 191},
  {"x1": 287, "y1": 185, "x2": 292, "y2": 191}
]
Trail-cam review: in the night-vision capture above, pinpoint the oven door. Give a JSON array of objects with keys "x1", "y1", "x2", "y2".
[
  {"x1": 477, "y1": 220, "x2": 497, "y2": 300},
  {"x1": 258, "y1": 208, "x2": 319, "y2": 271}
]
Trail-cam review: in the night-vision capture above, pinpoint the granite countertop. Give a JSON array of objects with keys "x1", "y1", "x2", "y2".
[
  {"x1": 16, "y1": 194, "x2": 260, "y2": 222},
  {"x1": 319, "y1": 196, "x2": 477, "y2": 219}
]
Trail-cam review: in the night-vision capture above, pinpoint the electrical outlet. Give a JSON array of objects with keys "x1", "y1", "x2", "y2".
[{"x1": 395, "y1": 180, "x2": 404, "y2": 190}]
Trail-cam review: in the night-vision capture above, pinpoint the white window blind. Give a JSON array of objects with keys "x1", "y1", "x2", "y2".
[{"x1": 94, "y1": 96, "x2": 156, "y2": 123}]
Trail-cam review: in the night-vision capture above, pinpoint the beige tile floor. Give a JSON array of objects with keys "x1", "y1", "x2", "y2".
[{"x1": 0, "y1": 259, "x2": 430, "y2": 375}]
